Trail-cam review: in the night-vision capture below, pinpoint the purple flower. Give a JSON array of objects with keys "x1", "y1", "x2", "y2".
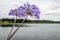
[
  {"x1": 25, "y1": 3, "x2": 40, "y2": 19},
  {"x1": 8, "y1": 9, "x2": 17, "y2": 16},
  {"x1": 8, "y1": 8, "x2": 26, "y2": 17},
  {"x1": 8, "y1": 2, "x2": 40, "y2": 19}
]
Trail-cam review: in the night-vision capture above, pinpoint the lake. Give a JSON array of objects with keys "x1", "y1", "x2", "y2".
[{"x1": 0, "y1": 24, "x2": 60, "y2": 40}]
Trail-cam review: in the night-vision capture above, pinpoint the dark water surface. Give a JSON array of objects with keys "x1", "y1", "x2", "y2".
[{"x1": 0, "y1": 24, "x2": 60, "y2": 40}]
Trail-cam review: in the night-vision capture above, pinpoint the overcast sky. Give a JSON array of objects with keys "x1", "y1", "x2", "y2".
[{"x1": 0, "y1": 0, "x2": 60, "y2": 21}]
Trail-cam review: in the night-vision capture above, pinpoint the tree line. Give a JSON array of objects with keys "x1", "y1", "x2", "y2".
[{"x1": 0, "y1": 18, "x2": 60, "y2": 23}]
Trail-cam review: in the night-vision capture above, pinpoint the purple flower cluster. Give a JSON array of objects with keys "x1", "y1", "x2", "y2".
[{"x1": 9, "y1": 2, "x2": 40, "y2": 19}]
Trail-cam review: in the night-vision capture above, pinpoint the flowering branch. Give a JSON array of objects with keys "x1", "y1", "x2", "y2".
[{"x1": 7, "y1": 2, "x2": 40, "y2": 40}]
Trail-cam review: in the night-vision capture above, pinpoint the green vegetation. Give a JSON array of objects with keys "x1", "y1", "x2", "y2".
[{"x1": 0, "y1": 18, "x2": 60, "y2": 26}]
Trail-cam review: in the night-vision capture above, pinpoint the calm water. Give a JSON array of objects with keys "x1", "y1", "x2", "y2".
[{"x1": 0, "y1": 24, "x2": 60, "y2": 40}]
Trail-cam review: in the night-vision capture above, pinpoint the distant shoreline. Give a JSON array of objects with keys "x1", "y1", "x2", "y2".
[
  {"x1": 0, "y1": 18, "x2": 60, "y2": 27},
  {"x1": 0, "y1": 23, "x2": 60, "y2": 27}
]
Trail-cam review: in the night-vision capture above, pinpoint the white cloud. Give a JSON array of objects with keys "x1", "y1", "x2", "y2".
[{"x1": 0, "y1": 0, "x2": 60, "y2": 21}]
